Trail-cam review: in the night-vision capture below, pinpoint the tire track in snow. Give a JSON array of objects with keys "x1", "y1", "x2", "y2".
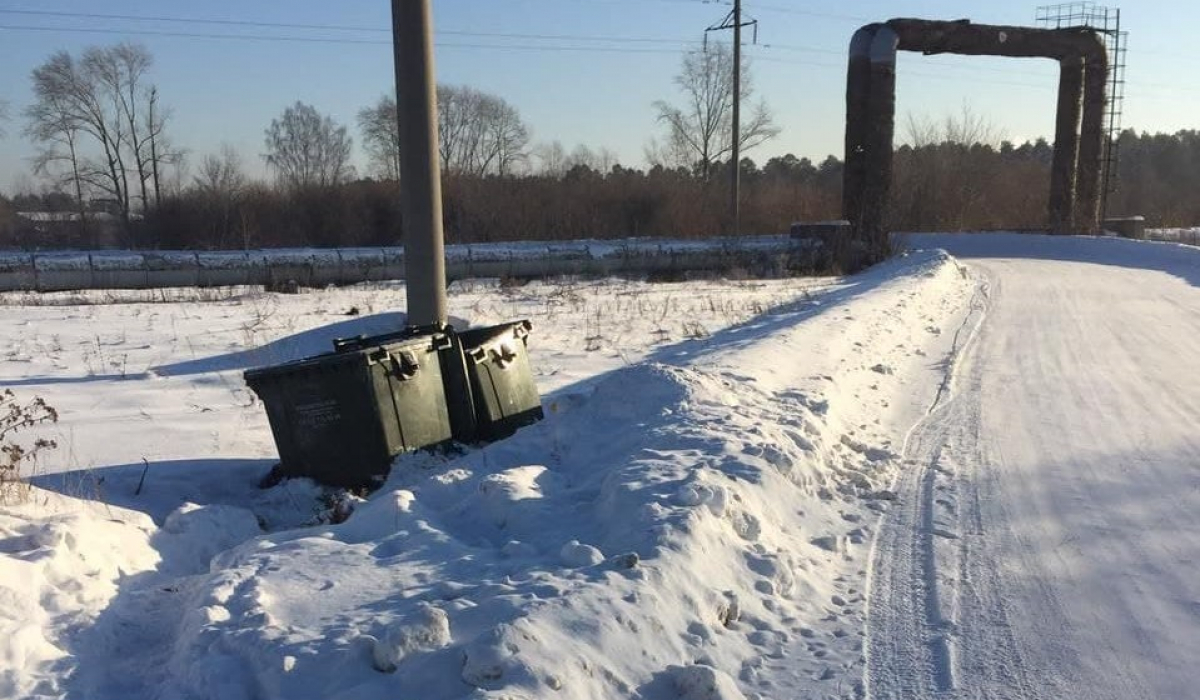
[
  {"x1": 863, "y1": 271, "x2": 1037, "y2": 699},
  {"x1": 871, "y1": 234, "x2": 1200, "y2": 700}
]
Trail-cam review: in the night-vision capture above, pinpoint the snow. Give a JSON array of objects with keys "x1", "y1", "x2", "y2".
[
  {"x1": 370, "y1": 604, "x2": 453, "y2": 673},
  {"x1": 4, "y1": 231, "x2": 1195, "y2": 699},
  {"x1": 0, "y1": 253, "x2": 33, "y2": 269},
  {"x1": 1147, "y1": 227, "x2": 1200, "y2": 245},
  {"x1": 89, "y1": 253, "x2": 145, "y2": 272},
  {"x1": 34, "y1": 254, "x2": 92, "y2": 272},
  {"x1": 3, "y1": 236, "x2": 806, "y2": 293},
  {"x1": 871, "y1": 233, "x2": 1200, "y2": 700},
  {"x1": 197, "y1": 252, "x2": 259, "y2": 270},
  {"x1": 0, "y1": 492, "x2": 159, "y2": 699},
  {"x1": 0, "y1": 243, "x2": 1000, "y2": 699}
]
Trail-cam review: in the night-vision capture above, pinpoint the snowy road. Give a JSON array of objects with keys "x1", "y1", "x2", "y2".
[{"x1": 868, "y1": 235, "x2": 1200, "y2": 700}]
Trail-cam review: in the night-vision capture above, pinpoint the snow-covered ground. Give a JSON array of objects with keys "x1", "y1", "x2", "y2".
[
  {"x1": 7, "y1": 233, "x2": 1196, "y2": 700},
  {"x1": 870, "y1": 233, "x2": 1200, "y2": 700},
  {"x1": 0, "y1": 254, "x2": 974, "y2": 699}
]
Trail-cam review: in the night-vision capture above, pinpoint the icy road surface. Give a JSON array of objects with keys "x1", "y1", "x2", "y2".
[{"x1": 868, "y1": 234, "x2": 1200, "y2": 700}]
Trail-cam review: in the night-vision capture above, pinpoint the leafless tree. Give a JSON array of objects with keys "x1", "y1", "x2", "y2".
[
  {"x1": 24, "y1": 53, "x2": 95, "y2": 232},
  {"x1": 533, "y1": 142, "x2": 619, "y2": 178},
  {"x1": 25, "y1": 44, "x2": 179, "y2": 235},
  {"x1": 533, "y1": 140, "x2": 569, "y2": 177},
  {"x1": 568, "y1": 144, "x2": 617, "y2": 174},
  {"x1": 0, "y1": 100, "x2": 9, "y2": 138},
  {"x1": 894, "y1": 105, "x2": 1007, "y2": 230},
  {"x1": 194, "y1": 144, "x2": 246, "y2": 198},
  {"x1": 358, "y1": 94, "x2": 402, "y2": 180},
  {"x1": 902, "y1": 104, "x2": 1002, "y2": 149},
  {"x1": 144, "y1": 87, "x2": 185, "y2": 205},
  {"x1": 191, "y1": 144, "x2": 248, "y2": 248},
  {"x1": 438, "y1": 85, "x2": 529, "y2": 177},
  {"x1": 263, "y1": 101, "x2": 354, "y2": 189},
  {"x1": 359, "y1": 86, "x2": 531, "y2": 179},
  {"x1": 87, "y1": 44, "x2": 154, "y2": 212},
  {"x1": 652, "y1": 43, "x2": 779, "y2": 177}
]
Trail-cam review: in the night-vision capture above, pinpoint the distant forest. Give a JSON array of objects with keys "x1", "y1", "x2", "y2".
[{"x1": 3, "y1": 128, "x2": 1197, "y2": 251}]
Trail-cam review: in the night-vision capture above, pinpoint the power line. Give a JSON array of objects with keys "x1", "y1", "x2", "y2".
[
  {"x1": 0, "y1": 8, "x2": 385, "y2": 33},
  {"x1": 0, "y1": 23, "x2": 389, "y2": 45},
  {"x1": 749, "y1": 4, "x2": 870, "y2": 23},
  {"x1": 0, "y1": 23, "x2": 693, "y2": 54},
  {"x1": 2, "y1": 13, "x2": 1195, "y2": 95},
  {"x1": 0, "y1": 8, "x2": 695, "y2": 46}
]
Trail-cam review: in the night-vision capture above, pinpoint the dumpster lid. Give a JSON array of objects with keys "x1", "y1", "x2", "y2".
[
  {"x1": 332, "y1": 324, "x2": 450, "y2": 354},
  {"x1": 244, "y1": 333, "x2": 442, "y2": 381},
  {"x1": 458, "y1": 319, "x2": 532, "y2": 347}
]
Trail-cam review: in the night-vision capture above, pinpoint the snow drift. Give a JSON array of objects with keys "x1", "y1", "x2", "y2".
[{"x1": 0, "y1": 249, "x2": 974, "y2": 699}]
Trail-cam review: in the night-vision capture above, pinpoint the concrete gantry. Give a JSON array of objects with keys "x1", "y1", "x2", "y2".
[{"x1": 843, "y1": 18, "x2": 1109, "y2": 249}]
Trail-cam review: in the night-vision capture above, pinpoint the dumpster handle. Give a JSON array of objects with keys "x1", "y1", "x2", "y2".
[{"x1": 389, "y1": 350, "x2": 421, "y2": 380}]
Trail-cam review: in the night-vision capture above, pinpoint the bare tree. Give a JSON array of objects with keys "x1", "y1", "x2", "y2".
[
  {"x1": 263, "y1": 101, "x2": 354, "y2": 189},
  {"x1": 24, "y1": 53, "x2": 94, "y2": 233},
  {"x1": 902, "y1": 104, "x2": 1002, "y2": 149},
  {"x1": 652, "y1": 43, "x2": 779, "y2": 177},
  {"x1": 438, "y1": 85, "x2": 529, "y2": 177},
  {"x1": 894, "y1": 105, "x2": 1006, "y2": 230},
  {"x1": 534, "y1": 142, "x2": 619, "y2": 178},
  {"x1": 359, "y1": 85, "x2": 531, "y2": 179},
  {"x1": 26, "y1": 51, "x2": 127, "y2": 224},
  {"x1": 533, "y1": 140, "x2": 569, "y2": 178},
  {"x1": 358, "y1": 94, "x2": 401, "y2": 180},
  {"x1": 145, "y1": 87, "x2": 184, "y2": 205},
  {"x1": 194, "y1": 144, "x2": 246, "y2": 198},
  {"x1": 25, "y1": 44, "x2": 178, "y2": 235},
  {"x1": 86, "y1": 44, "x2": 154, "y2": 212},
  {"x1": 193, "y1": 144, "x2": 248, "y2": 248},
  {"x1": 568, "y1": 144, "x2": 617, "y2": 174},
  {"x1": 0, "y1": 100, "x2": 9, "y2": 138}
]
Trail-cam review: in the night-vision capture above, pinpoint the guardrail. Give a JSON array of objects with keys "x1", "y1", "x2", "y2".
[{"x1": 0, "y1": 235, "x2": 813, "y2": 292}]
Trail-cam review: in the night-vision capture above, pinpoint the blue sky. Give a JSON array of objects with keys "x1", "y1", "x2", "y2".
[{"x1": 0, "y1": 0, "x2": 1197, "y2": 191}]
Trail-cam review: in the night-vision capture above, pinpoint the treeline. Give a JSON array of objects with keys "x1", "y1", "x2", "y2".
[
  {"x1": 6, "y1": 128, "x2": 1200, "y2": 250},
  {"x1": 890, "y1": 129, "x2": 1200, "y2": 232},
  {"x1": 4, "y1": 40, "x2": 1199, "y2": 250},
  {"x1": 1, "y1": 157, "x2": 843, "y2": 249}
]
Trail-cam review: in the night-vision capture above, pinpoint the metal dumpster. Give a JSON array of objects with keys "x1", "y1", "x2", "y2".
[
  {"x1": 244, "y1": 332, "x2": 452, "y2": 487},
  {"x1": 458, "y1": 320, "x2": 544, "y2": 441}
]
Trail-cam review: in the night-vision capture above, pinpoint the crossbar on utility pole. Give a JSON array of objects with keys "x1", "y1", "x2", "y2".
[
  {"x1": 392, "y1": 0, "x2": 448, "y2": 329},
  {"x1": 706, "y1": 1, "x2": 757, "y2": 237}
]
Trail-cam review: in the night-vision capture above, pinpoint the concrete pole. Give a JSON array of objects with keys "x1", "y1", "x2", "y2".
[
  {"x1": 730, "y1": 0, "x2": 742, "y2": 236},
  {"x1": 1049, "y1": 57, "x2": 1084, "y2": 233},
  {"x1": 392, "y1": 0, "x2": 447, "y2": 328}
]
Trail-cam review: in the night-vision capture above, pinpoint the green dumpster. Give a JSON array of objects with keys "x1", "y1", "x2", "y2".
[
  {"x1": 458, "y1": 320, "x2": 544, "y2": 441},
  {"x1": 244, "y1": 332, "x2": 452, "y2": 487}
]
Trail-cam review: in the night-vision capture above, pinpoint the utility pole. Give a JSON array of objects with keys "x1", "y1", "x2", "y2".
[
  {"x1": 706, "y1": 0, "x2": 757, "y2": 236},
  {"x1": 392, "y1": 0, "x2": 447, "y2": 328}
]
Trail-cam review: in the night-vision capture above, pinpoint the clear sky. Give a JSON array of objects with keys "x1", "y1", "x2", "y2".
[{"x1": 0, "y1": 0, "x2": 1197, "y2": 191}]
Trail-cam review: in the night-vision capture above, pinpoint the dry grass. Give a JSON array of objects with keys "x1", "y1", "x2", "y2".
[{"x1": 1, "y1": 389, "x2": 59, "y2": 504}]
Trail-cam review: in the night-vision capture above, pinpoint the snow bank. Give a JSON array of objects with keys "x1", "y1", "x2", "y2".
[
  {"x1": 127, "y1": 250, "x2": 973, "y2": 700},
  {"x1": 0, "y1": 248, "x2": 975, "y2": 698},
  {"x1": 0, "y1": 493, "x2": 159, "y2": 699}
]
